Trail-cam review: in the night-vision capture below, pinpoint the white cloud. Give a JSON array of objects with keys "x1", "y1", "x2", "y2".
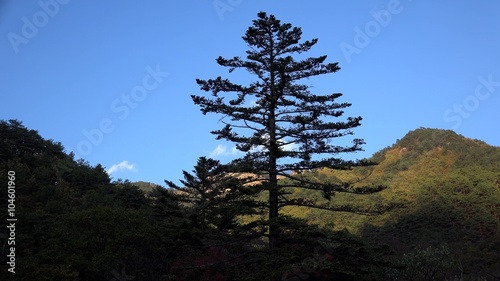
[
  {"x1": 209, "y1": 141, "x2": 298, "y2": 159},
  {"x1": 231, "y1": 146, "x2": 240, "y2": 155},
  {"x1": 107, "y1": 160, "x2": 137, "y2": 174},
  {"x1": 280, "y1": 141, "x2": 299, "y2": 152},
  {"x1": 252, "y1": 134, "x2": 299, "y2": 152},
  {"x1": 209, "y1": 144, "x2": 227, "y2": 157},
  {"x1": 209, "y1": 144, "x2": 242, "y2": 158}
]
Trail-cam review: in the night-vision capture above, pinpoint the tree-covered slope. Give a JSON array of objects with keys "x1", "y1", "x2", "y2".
[
  {"x1": 2, "y1": 119, "x2": 497, "y2": 280},
  {"x1": 0, "y1": 120, "x2": 388, "y2": 280},
  {"x1": 282, "y1": 128, "x2": 500, "y2": 279},
  {"x1": 0, "y1": 120, "x2": 172, "y2": 280}
]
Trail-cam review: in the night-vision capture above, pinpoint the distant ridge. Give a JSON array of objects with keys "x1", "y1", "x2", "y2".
[
  {"x1": 371, "y1": 127, "x2": 500, "y2": 170},
  {"x1": 132, "y1": 181, "x2": 159, "y2": 194}
]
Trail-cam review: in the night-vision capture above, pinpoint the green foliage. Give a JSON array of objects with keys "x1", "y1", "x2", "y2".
[
  {"x1": 0, "y1": 120, "x2": 180, "y2": 280},
  {"x1": 282, "y1": 128, "x2": 500, "y2": 279},
  {"x1": 162, "y1": 157, "x2": 390, "y2": 280},
  {"x1": 165, "y1": 157, "x2": 265, "y2": 233},
  {"x1": 162, "y1": 157, "x2": 268, "y2": 280},
  {"x1": 39, "y1": 206, "x2": 159, "y2": 280},
  {"x1": 391, "y1": 245, "x2": 456, "y2": 281}
]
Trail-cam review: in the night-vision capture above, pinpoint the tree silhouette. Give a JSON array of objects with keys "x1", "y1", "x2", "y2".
[{"x1": 192, "y1": 12, "x2": 383, "y2": 251}]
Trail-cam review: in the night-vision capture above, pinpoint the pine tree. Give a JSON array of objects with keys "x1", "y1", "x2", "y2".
[
  {"x1": 192, "y1": 12, "x2": 384, "y2": 251},
  {"x1": 165, "y1": 157, "x2": 263, "y2": 235},
  {"x1": 164, "y1": 157, "x2": 266, "y2": 280}
]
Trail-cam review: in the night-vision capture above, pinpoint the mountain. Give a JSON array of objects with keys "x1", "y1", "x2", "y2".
[
  {"x1": 132, "y1": 181, "x2": 160, "y2": 194},
  {"x1": 2, "y1": 119, "x2": 498, "y2": 279},
  {"x1": 283, "y1": 128, "x2": 500, "y2": 279}
]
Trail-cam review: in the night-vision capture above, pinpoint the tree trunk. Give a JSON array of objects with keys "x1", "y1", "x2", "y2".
[{"x1": 268, "y1": 47, "x2": 279, "y2": 251}]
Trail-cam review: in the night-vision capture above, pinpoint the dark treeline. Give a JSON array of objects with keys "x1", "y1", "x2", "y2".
[
  {"x1": 1, "y1": 120, "x2": 499, "y2": 280},
  {"x1": 0, "y1": 119, "x2": 389, "y2": 280}
]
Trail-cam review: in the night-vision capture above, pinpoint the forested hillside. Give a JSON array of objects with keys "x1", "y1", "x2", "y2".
[
  {"x1": 0, "y1": 120, "x2": 386, "y2": 280},
  {"x1": 1, "y1": 120, "x2": 499, "y2": 280},
  {"x1": 0, "y1": 120, "x2": 163, "y2": 280},
  {"x1": 281, "y1": 128, "x2": 500, "y2": 279}
]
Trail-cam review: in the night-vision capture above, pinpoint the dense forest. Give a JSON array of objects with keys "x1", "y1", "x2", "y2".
[
  {"x1": 1, "y1": 123, "x2": 499, "y2": 280},
  {"x1": 1, "y1": 12, "x2": 500, "y2": 281}
]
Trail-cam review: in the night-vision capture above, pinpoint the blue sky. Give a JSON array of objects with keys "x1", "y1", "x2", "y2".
[{"x1": 1, "y1": 0, "x2": 499, "y2": 186}]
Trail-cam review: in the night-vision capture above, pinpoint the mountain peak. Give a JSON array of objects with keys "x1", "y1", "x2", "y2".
[
  {"x1": 395, "y1": 127, "x2": 486, "y2": 150},
  {"x1": 372, "y1": 128, "x2": 499, "y2": 170}
]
